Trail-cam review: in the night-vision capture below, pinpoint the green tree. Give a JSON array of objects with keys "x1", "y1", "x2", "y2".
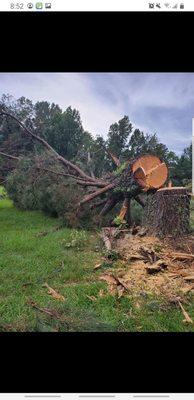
[
  {"x1": 107, "y1": 115, "x2": 133, "y2": 158},
  {"x1": 173, "y1": 144, "x2": 192, "y2": 186}
]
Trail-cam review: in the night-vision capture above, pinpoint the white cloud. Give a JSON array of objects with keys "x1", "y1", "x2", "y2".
[
  {"x1": 0, "y1": 72, "x2": 123, "y2": 137},
  {"x1": 0, "y1": 72, "x2": 193, "y2": 153}
]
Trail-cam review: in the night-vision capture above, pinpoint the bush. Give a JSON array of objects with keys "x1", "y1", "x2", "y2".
[{"x1": 5, "y1": 154, "x2": 99, "y2": 229}]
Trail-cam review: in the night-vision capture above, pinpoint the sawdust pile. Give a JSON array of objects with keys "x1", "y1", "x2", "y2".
[{"x1": 99, "y1": 227, "x2": 194, "y2": 299}]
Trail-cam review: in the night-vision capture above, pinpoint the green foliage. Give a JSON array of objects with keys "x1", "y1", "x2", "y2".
[
  {"x1": 113, "y1": 216, "x2": 124, "y2": 226},
  {"x1": 5, "y1": 154, "x2": 99, "y2": 229},
  {"x1": 130, "y1": 199, "x2": 143, "y2": 225},
  {"x1": 0, "y1": 186, "x2": 7, "y2": 199},
  {"x1": 113, "y1": 161, "x2": 127, "y2": 176},
  {"x1": 107, "y1": 115, "x2": 133, "y2": 158},
  {"x1": 102, "y1": 249, "x2": 121, "y2": 261},
  {"x1": 173, "y1": 144, "x2": 192, "y2": 186},
  {"x1": 62, "y1": 230, "x2": 88, "y2": 250}
]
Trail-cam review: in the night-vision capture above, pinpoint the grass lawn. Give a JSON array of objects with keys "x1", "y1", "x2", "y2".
[{"x1": 0, "y1": 196, "x2": 194, "y2": 332}]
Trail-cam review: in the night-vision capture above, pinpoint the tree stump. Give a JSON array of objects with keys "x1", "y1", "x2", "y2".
[{"x1": 144, "y1": 187, "x2": 191, "y2": 237}]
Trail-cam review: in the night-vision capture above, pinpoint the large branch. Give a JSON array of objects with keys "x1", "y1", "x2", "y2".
[
  {"x1": 76, "y1": 179, "x2": 107, "y2": 187},
  {"x1": 101, "y1": 144, "x2": 121, "y2": 167},
  {"x1": 79, "y1": 182, "x2": 115, "y2": 206},
  {"x1": 35, "y1": 166, "x2": 107, "y2": 187},
  {"x1": 99, "y1": 197, "x2": 117, "y2": 216},
  {"x1": 0, "y1": 151, "x2": 19, "y2": 160},
  {"x1": 0, "y1": 111, "x2": 101, "y2": 183}
]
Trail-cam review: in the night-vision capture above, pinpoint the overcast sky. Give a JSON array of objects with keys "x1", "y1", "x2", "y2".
[{"x1": 0, "y1": 72, "x2": 193, "y2": 155}]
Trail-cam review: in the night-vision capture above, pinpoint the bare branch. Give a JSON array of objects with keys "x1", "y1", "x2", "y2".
[
  {"x1": 0, "y1": 151, "x2": 19, "y2": 160},
  {"x1": 0, "y1": 111, "x2": 100, "y2": 183},
  {"x1": 76, "y1": 180, "x2": 106, "y2": 187},
  {"x1": 79, "y1": 182, "x2": 115, "y2": 206},
  {"x1": 90, "y1": 199, "x2": 107, "y2": 209},
  {"x1": 99, "y1": 197, "x2": 117, "y2": 216},
  {"x1": 101, "y1": 144, "x2": 121, "y2": 167},
  {"x1": 35, "y1": 166, "x2": 107, "y2": 187}
]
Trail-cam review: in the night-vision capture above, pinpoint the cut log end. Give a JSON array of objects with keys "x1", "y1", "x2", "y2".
[{"x1": 132, "y1": 155, "x2": 168, "y2": 190}]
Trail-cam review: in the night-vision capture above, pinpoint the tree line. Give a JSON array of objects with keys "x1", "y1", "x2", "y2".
[{"x1": 0, "y1": 94, "x2": 192, "y2": 188}]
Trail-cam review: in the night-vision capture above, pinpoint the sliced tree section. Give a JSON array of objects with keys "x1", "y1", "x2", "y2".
[{"x1": 144, "y1": 187, "x2": 191, "y2": 237}]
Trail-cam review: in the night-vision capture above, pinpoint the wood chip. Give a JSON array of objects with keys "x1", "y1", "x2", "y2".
[
  {"x1": 146, "y1": 260, "x2": 168, "y2": 274},
  {"x1": 93, "y1": 263, "x2": 102, "y2": 270},
  {"x1": 181, "y1": 285, "x2": 194, "y2": 294},
  {"x1": 168, "y1": 252, "x2": 194, "y2": 261},
  {"x1": 86, "y1": 295, "x2": 97, "y2": 301},
  {"x1": 28, "y1": 299, "x2": 61, "y2": 319},
  {"x1": 116, "y1": 277, "x2": 130, "y2": 291},
  {"x1": 117, "y1": 285, "x2": 125, "y2": 298},
  {"x1": 183, "y1": 275, "x2": 194, "y2": 282},
  {"x1": 99, "y1": 273, "x2": 118, "y2": 285},
  {"x1": 178, "y1": 301, "x2": 193, "y2": 324},
  {"x1": 101, "y1": 228, "x2": 112, "y2": 250},
  {"x1": 43, "y1": 283, "x2": 65, "y2": 301}
]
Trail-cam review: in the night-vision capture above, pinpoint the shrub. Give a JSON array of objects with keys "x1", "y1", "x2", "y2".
[{"x1": 5, "y1": 153, "x2": 99, "y2": 229}]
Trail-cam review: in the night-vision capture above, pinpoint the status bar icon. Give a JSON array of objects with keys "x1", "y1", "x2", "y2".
[{"x1": 36, "y1": 2, "x2": 43, "y2": 9}]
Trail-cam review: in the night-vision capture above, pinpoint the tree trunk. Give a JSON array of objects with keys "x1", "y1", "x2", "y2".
[{"x1": 144, "y1": 187, "x2": 191, "y2": 237}]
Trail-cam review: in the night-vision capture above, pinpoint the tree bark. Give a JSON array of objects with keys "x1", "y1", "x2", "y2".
[{"x1": 144, "y1": 187, "x2": 191, "y2": 237}]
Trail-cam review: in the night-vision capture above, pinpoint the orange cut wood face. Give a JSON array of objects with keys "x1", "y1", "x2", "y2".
[
  {"x1": 132, "y1": 155, "x2": 161, "y2": 174},
  {"x1": 133, "y1": 166, "x2": 147, "y2": 189},
  {"x1": 132, "y1": 154, "x2": 168, "y2": 190},
  {"x1": 146, "y1": 162, "x2": 168, "y2": 189}
]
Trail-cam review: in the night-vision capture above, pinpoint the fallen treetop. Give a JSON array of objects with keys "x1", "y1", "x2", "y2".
[{"x1": 0, "y1": 111, "x2": 169, "y2": 222}]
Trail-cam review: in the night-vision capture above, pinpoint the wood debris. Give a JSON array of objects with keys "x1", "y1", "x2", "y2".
[
  {"x1": 183, "y1": 275, "x2": 194, "y2": 282},
  {"x1": 99, "y1": 272, "x2": 130, "y2": 297},
  {"x1": 178, "y1": 301, "x2": 193, "y2": 324},
  {"x1": 101, "y1": 228, "x2": 113, "y2": 250},
  {"x1": 28, "y1": 299, "x2": 61, "y2": 319},
  {"x1": 146, "y1": 260, "x2": 168, "y2": 274},
  {"x1": 43, "y1": 283, "x2": 65, "y2": 301},
  {"x1": 181, "y1": 285, "x2": 194, "y2": 294},
  {"x1": 166, "y1": 252, "x2": 194, "y2": 261},
  {"x1": 93, "y1": 263, "x2": 103, "y2": 270},
  {"x1": 99, "y1": 273, "x2": 118, "y2": 285},
  {"x1": 86, "y1": 295, "x2": 97, "y2": 301},
  {"x1": 98, "y1": 289, "x2": 105, "y2": 297},
  {"x1": 100, "y1": 226, "x2": 194, "y2": 299}
]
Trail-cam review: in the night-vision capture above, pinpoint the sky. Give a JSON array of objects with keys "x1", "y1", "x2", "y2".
[{"x1": 0, "y1": 72, "x2": 193, "y2": 155}]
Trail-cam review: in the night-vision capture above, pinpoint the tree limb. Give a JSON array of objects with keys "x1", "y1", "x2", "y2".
[
  {"x1": 35, "y1": 166, "x2": 107, "y2": 187},
  {"x1": 79, "y1": 182, "x2": 115, "y2": 206},
  {"x1": 99, "y1": 197, "x2": 117, "y2": 216},
  {"x1": 0, "y1": 111, "x2": 100, "y2": 183},
  {"x1": 101, "y1": 144, "x2": 121, "y2": 166},
  {"x1": 0, "y1": 151, "x2": 19, "y2": 160},
  {"x1": 76, "y1": 180, "x2": 107, "y2": 187}
]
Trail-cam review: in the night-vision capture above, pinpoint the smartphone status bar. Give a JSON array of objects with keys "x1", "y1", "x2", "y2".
[
  {"x1": 1, "y1": 0, "x2": 194, "y2": 11},
  {"x1": 0, "y1": 395, "x2": 193, "y2": 400}
]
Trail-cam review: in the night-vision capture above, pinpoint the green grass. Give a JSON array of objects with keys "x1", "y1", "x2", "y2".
[{"x1": 0, "y1": 196, "x2": 194, "y2": 332}]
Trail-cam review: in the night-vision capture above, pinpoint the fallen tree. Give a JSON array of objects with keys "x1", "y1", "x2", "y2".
[{"x1": 0, "y1": 110, "x2": 180, "y2": 228}]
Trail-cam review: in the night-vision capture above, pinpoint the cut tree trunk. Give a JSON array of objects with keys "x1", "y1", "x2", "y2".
[{"x1": 144, "y1": 187, "x2": 191, "y2": 237}]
